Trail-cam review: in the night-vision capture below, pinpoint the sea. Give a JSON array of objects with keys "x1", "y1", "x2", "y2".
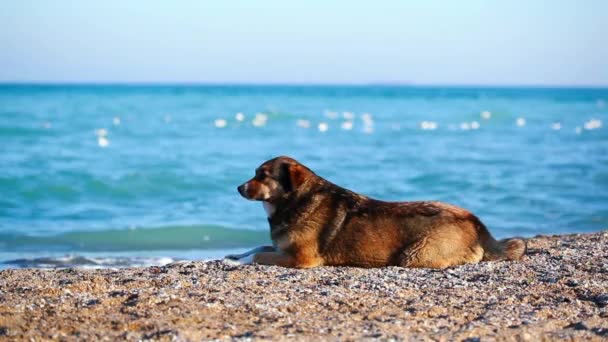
[{"x1": 1, "y1": 85, "x2": 606, "y2": 269}]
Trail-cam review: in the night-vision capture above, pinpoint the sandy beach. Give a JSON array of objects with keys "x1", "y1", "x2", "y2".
[{"x1": 1, "y1": 231, "x2": 607, "y2": 341}]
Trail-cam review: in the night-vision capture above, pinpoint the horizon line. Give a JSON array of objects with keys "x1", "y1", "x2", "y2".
[{"x1": 1, "y1": 81, "x2": 608, "y2": 89}]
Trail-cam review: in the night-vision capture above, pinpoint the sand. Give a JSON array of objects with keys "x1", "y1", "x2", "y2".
[{"x1": 1, "y1": 231, "x2": 607, "y2": 341}]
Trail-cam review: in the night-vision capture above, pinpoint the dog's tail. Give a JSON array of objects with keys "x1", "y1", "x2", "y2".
[
  {"x1": 482, "y1": 237, "x2": 527, "y2": 261},
  {"x1": 473, "y1": 217, "x2": 527, "y2": 261}
]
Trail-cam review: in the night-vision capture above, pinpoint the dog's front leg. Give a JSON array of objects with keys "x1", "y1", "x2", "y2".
[
  {"x1": 252, "y1": 251, "x2": 296, "y2": 267},
  {"x1": 253, "y1": 251, "x2": 323, "y2": 268}
]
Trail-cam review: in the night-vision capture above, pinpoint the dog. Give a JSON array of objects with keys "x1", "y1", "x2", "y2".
[{"x1": 226, "y1": 156, "x2": 526, "y2": 269}]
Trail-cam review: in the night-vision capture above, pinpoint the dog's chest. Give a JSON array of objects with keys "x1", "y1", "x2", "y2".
[{"x1": 262, "y1": 201, "x2": 276, "y2": 217}]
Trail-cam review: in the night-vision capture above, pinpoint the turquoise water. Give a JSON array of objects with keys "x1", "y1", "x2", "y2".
[{"x1": 1, "y1": 85, "x2": 607, "y2": 268}]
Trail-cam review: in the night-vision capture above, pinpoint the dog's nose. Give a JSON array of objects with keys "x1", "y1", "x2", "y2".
[{"x1": 237, "y1": 184, "x2": 245, "y2": 196}]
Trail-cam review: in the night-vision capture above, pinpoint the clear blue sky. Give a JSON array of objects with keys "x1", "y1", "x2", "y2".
[{"x1": 1, "y1": 0, "x2": 606, "y2": 85}]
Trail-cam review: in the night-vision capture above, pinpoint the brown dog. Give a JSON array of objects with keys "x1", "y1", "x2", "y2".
[{"x1": 230, "y1": 156, "x2": 526, "y2": 269}]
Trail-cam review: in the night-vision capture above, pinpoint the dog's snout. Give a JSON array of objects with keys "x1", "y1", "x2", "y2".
[{"x1": 238, "y1": 183, "x2": 250, "y2": 198}]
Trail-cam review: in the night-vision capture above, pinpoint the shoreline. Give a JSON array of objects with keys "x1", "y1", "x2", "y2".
[{"x1": 1, "y1": 231, "x2": 607, "y2": 340}]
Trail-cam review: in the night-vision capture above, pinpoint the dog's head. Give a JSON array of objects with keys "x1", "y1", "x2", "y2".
[{"x1": 237, "y1": 156, "x2": 314, "y2": 202}]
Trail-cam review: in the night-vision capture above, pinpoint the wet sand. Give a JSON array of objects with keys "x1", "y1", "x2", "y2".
[{"x1": 1, "y1": 231, "x2": 607, "y2": 341}]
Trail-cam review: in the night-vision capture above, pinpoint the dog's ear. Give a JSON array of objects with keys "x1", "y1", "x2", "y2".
[
  {"x1": 279, "y1": 162, "x2": 294, "y2": 192},
  {"x1": 279, "y1": 161, "x2": 311, "y2": 192}
]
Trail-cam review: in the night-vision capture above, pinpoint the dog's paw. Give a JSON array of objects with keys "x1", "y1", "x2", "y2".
[{"x1": 222, "y1": 254, "x2": 255, "y2": 266}]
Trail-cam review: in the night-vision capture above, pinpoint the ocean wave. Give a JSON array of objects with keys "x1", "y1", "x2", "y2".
[
  {"x1": 0, "y1": 126, "x2": 54, "y2": 137},
  {"x1": 0, "y1": 171, "x2": 225, "y2": 202},
  {"x1": 0, "y1": 225, "x2": 268, "y2": 252},
  {"x1": 2, "y1": 255, "x2": 176, "y2": 269}
]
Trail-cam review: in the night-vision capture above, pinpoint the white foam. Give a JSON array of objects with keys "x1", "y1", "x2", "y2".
[
  {"x1": 98, "y1": 136, "x2": 109, "y2": 147},
  {"x1": 113, "y1": 117, "x2": 121, "y2": 126},
  {"x1": 95, "y1": 128, "x2": 108, "y2": 137},
  {"x1": 551, "y1": 122, "x2": 562, "y2": 130},
  {"x1": 584, "y1": 119, "x2": 602, "y2": 130},
  {"x1": 481, "y1": 111, "x2": 492, "y2": 119},
  {"x1": 341, "y1": 121, "x2": 353, "y2": 130},
  {"x1": 296, "y1": 119, "x2": 311, "y2": 128},
  {"x1": 324, "y1": 110, "x2": 339, "y2": 119},
  {"x1": 343, "y1": 111, "x2": 355, "y2": 120},
  {"x1": 252, "y1": 113, "x2": 268, "y2": 127},
  {"x1": 235, "y1": 112, "x2": 245, "y2": 122},
  {"x1": 420, "y1": 121, "x2": 438, "y2": 130},
  {"x1": 516, "y1": 117, "x2": 526, "y2": 127},
  {"x1": 156, "y1": 257, "x2": 174, "y2": 265},
  {"x1": 361, "y1": 113, "x2": 374, "y2": 134},
  {"x1": 318, "y1": 122, "x2": 329, "y2": 132},
  {"x1": 214, "y1": 119, "x2": 227, "y2": 128},
  {"x1": 471, "y1": 121, "x2": 480, "y2": 130},
  {"x1": 3, "y1": 255, "x2": 175, "y2": 269}
]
